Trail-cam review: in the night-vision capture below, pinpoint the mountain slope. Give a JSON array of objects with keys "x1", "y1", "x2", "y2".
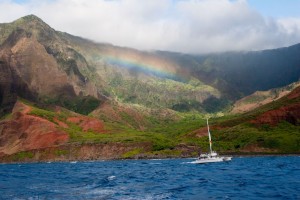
[
  {"x1": 0, "y1": 15, "x2": 105, "y2": 116},
  {"x1": 0, "y1": 100, "x2": 149, "y2": 161},
  {"x1": 208, "y1": 85, "x2": 300, "y2": 153},
  {"x1": 232, "y1": 81, "x2": 300, "y2": 113},
  {"x1": 0, "y1": 84, "x2": 299, "y2": 162},
  {"x1": 160, "y1": 44, "x2": 300, "y2": 99},
  {"x1": 1, "y1": 15, "x2": 300, "y2": 116},
  {"x1": 0, "y1": 15, "x2": 221, "y2": 116},
  {"x1": 0, "y1": 99, "x2": 196, "y2": 162}
]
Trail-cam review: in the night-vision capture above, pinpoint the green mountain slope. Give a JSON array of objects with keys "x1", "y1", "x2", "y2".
[
  {"x1": 209, "y1": 85, "x2": 300, "y2": 153},
  {"x1": 159, "y1": 44, "x2": 300, "y2": 98},
  {"x1": 0, "y1": 84, "x2": 299, "y2": 163}
]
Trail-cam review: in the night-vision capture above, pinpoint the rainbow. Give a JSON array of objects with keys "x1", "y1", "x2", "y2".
[{"x1": 101, "y1": 54, "x2": 180, "y2": 79}]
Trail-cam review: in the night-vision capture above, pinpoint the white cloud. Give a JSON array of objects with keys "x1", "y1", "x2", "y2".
[{"x1": 1, "y1": 0, "x2": 300, "y2": 53}]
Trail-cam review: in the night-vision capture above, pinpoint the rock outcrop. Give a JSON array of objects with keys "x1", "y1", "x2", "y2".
[{"x1": 0, "y1": 56, "x2": 36, "y2": 116}]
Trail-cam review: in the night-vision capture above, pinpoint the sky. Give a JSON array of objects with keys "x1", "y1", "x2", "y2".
[{"x1": 0, "y1": 0, "x2": 300, "y2": 54}]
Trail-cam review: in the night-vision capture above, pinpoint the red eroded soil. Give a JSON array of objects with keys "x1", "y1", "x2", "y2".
[
  {"x1": 0, "y1": 102, "x2": 69, "y2": 155},
  {"x1": 53, "y1": 118, "x2": 69, "y2": 128},
  {"x1": 251, "y1": 86, "x2": 300, "y2": 126},
  {"x1": 67, "y1": 116, "x2": 105, "y2": 133},
  {"x1": 251, "y1": 102, "x2": 300, "y2": 126}
]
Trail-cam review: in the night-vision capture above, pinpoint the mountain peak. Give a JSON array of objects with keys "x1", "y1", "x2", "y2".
[
  {"x1": 7, "y1": 14, "x2": 56, "y2": 40},
  {"x1": 20, "y1": 14, "x2": 44, "y2": 23},
  {"x1": 0, "y1": 15, "x2": 49, "y2": 45},
  {"x1": 14, "y1": 14, "x2": 48, "y2": 27}
]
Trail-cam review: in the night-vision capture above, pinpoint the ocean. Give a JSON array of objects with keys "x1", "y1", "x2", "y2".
[{"x1": 0, "y1": 156, "x2": 299, "y2": 199}]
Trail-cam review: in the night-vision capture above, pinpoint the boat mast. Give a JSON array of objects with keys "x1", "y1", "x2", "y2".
[{"x1": 207, "y1": 118, "x2": 213, "y2": 154}]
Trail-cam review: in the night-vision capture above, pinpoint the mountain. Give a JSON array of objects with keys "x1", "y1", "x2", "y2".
[
  {"x1": 0, "y1": 15, "x2": 221, "y2": 116},
  {"x1": 0, "y1": 15, "x2": 299, "y2": 162},
  {"x1": 1, "y1": 15, "x2": 300, "y2": 117},
  {"x1": 0, "y1": 15, "x2": 105, "y2": 117}
]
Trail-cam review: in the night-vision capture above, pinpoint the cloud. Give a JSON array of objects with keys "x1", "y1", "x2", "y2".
[{"x1": 1, "y1": 0, "x2": 300, "y2": 54}]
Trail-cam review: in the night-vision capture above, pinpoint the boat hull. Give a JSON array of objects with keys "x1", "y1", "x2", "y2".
[{"x1": 192, "y1": 156, "x2": 232, "y2": 164}]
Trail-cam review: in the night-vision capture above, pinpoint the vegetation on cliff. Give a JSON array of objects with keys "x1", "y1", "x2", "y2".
[{"x1": 1, "y1": 85, "x2": 299, "y2": 163}]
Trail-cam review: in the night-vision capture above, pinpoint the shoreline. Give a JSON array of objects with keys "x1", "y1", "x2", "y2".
[{"x1": 1, "y1": 153, "x2": 299, "y2": 165}]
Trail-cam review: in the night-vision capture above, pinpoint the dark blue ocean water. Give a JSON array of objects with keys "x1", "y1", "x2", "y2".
[{"x1": 0, "y1": 156, "x2": 299, "y2": 200}]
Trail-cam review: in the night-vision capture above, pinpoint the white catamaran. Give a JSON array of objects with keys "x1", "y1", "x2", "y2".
[{"x1": 192, "y1": 119, "x2": 232, "y2": 164}]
